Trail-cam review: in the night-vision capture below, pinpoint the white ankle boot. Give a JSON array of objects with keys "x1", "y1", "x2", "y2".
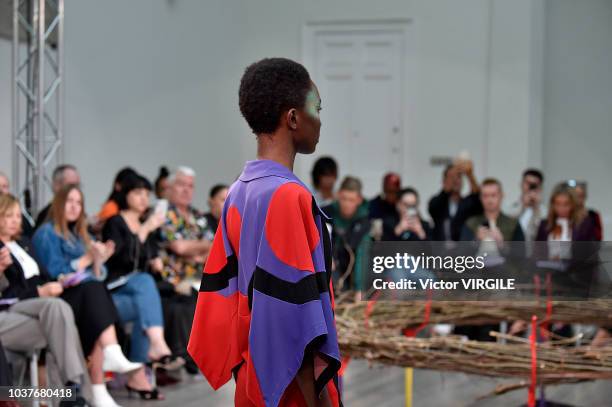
[
  {"x1": 102, "y1": 344, "x2": 142, "y2": 374},
  {"x1": 92, "y1": 383, "x2": 121, "y2": 407}
]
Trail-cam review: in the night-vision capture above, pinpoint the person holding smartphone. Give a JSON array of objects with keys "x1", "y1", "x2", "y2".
[
  {"x1": 428, "y1": 158, "x2": 483, "y2": 241},
  {"x1": 461, "y1": 178, "x2": 525, "y2": 244},
  {"x1": 506, "y1": 168, "x2": 546, "y2": 242},
  {"x1": 383, "y1": 187, "x2": 431, "y2": 241}
]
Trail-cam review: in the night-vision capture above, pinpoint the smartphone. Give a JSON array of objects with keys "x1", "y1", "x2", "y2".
[
  {"x1": 61, "y1": 271, "x2": 88, "y2": 288},
  {"x1": 406, "y1": 207, "x2": 418, "y2": 218},
  {"x1": 155, "y1": 199, "x2": 168, "y2": 217}
]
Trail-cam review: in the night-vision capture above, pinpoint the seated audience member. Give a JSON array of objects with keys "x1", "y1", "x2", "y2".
[
  {"x1": 573, "y1": 181, "x2": 603, "y2": 241},
  {"x1": 506, "y1": 169, "x2": 546, "y2": 242},
  {"x1": 369, "y1": 172, "x2": 401, "y2": 220},
  {"x1": 461, "y1": 178, "x2": 525, "y2": 243},
  {"x1": 102, "y1": 173, "x2": 183, "y2": 386},
  {"x1": 382, "y1": 187, "x2": 431, "y2": 241},
  {"x1": 158, "y1": 167, "x2": 212, "y2": 373},
  {"x1": 536, "y1": 183, "x2": 598, "y2": 243},
  {"x1": 0, "y1": 172, "x2": 9, "y2": 195},
  {"x1": 0, "y1": 194, "x2": 91, "y2": 404},
  {"x1": 459, "y1": 179, "x2": 524, "y2": 342},
  {"x1": 509, "y1": 184, "x2": 599, "y2": 339},
  {"x1": 97, "y1": 167, "x2": 138, "y2": 225},
  {"x1": 0, "y1": 340, "x2": 11, "y2": 387},
  {"x1": 202, "y1": 184, "x2": 228, "y2": 241},
  {"x1": 34, "y1": 164, "x2": 80, "y2": 229},
  {"x1": 0, "y1": 172, "x2": 34, "y2": 238},
  {"x1": 323, "y1": 176, "x2": 371, "y2": 292},
  {"x1": 154, "y1": 166, "x2": 171, "y2": 201},
  {"x1": 160, "y1": 167, "x2": 211, "y2": 280},
  {"x1": 33, "y1": 185, "x2": 151, "y2": 406},
  {"x1": 311, "y1": 156, "x2": 338, "y2": 207},
  {"x1": 429, "y1": 159, "x2": 482, "y2": 241}
]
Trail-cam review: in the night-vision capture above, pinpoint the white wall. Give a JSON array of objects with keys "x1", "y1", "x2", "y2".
[
  {"x1": 542, "y1": 0, "x2": 612, "y2": 239},
  {"x1": 243, "y1": 0, "x2": 544, "y2": 214},
  {"x1": 61, "y1": 0, "x2": 253, "y2": 212},
  {"x1": 0, "y1": 0, "x2": 610, "y2": 238}
]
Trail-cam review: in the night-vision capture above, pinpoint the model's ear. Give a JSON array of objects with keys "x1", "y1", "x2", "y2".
[{"x1": 286, "y1": 108, "x2": 298, "y2": 131}]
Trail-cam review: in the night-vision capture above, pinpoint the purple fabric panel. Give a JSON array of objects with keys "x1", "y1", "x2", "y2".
[{"x1": 248, "y1": 289, "x2": 328, "y2": 407}]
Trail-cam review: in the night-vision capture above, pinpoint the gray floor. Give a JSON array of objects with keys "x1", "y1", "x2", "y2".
[{"x1": 113, "y1": 360, "x2": 612, "y2": 407}]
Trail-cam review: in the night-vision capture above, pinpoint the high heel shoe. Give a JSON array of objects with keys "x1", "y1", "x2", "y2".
[
  {"x1": 147, "y1": 354, "x2": 185, "y2": 372},
  {"x1": 125, "y1": 384, "x2": 165, "y2": 401},
  {"x1": 102, "y1": 344, "x2": 143, "y2": 374}
]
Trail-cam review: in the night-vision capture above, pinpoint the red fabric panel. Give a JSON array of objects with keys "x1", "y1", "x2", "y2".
[
  {"x1": 187, "y1": 291, "x2": 240, "y2": 389},
  {"x1": 235, "y1": 359, "x2": 308, "y2": 407},
  {"x1": 265, "y1": 183, "x2": 320, "y2": 272},
  {"x1": 204, "y1": 226, "x2": 227, "y2": 274},
  {"x1": 226, "y1": 205, "x2": 242, "y2": 258}
]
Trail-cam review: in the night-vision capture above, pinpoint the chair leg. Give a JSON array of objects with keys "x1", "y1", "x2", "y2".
[
  {"x1": 16, "y1": 358, "x2": 27, "y2": 386},
  {"x1": 30, "y1": 352, "x2": 39, "y2": 407}
]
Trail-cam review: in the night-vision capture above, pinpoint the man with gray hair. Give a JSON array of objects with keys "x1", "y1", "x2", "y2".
[
  {"x1": 158, "y1": 166, "x2": 212, "y2": 374},
  {"x1": 34, "y1": 164, "x2": 80, "y2": 229}
]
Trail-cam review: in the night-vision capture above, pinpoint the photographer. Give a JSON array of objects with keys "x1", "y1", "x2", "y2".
[
  {"x1": 428, "y1": 158, "x2": 482, "y2": 241},
  {"x1": 506, "y1": 169, "x2": 546, "y2": 242}
]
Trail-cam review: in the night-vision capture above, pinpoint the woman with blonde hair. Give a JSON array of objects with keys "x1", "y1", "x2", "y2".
[
  {"x1": 33, "y1": 185, "x2": 158, "y2": 406},
  {"x1": 0, "y1": 193, "x2": 91, "y2": 404},
  {"x1": 535, "y1": 182, "x2": 598, "y2": 243}
]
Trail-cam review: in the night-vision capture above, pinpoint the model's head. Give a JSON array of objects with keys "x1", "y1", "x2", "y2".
[{"x1": 239, "y1": 58, "x2": 321, "y2": 154}]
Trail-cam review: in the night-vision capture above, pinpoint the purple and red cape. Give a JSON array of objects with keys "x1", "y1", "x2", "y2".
[{"x1": 188, "y1": 159, "x2": 342, "y2": 407}]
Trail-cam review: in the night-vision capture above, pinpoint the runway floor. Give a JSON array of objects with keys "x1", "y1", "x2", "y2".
[{"x1": 112, "y1": 360, "x2": 612, "y2": 407}]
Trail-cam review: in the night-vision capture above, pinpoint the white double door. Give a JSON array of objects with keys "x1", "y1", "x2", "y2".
[{"x1": 303, "y1": 27, "x2": 405, "y2": 198}]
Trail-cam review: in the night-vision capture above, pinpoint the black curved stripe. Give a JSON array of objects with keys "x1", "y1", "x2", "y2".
[
  {"x1": 199, "y1": 255, "x2": 238, "y2": 292},
  {"x1": 252, "y1": 267, "x2": 329, "y2": 305}
]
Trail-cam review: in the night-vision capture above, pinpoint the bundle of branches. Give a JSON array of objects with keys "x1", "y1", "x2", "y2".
[
  {"x1": 336, "y1": 321, "x2": 612, "y2": 384},
  {"x1": 335, "y1": 297, "x2": 612, "y2": 329}
]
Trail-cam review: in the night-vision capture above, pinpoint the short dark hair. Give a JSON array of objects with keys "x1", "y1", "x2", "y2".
[
  {"x1": 116, "y1": 174, "x2": 152, "y2": 210},
  {"x1": 107, "y1": 167, "x2": 138, "y2": 202},
  {"x1": 399, "y1": 187, "x2": 419, "y2": 201},
  {"x1": 155, "y1": 166, "x2": 169, "y2": 194},
  {"x1": 522, "y1": 168, "x2": 544, "y2": 184},
  {"x1": 443, "y1": 164, "x2": 453, "y2": 179},
  {"x1": 52, "y1": 164, "x2": 77, "y2": 183},
  {"x1": 481, "y1": 177, "x2": 502, "y2": 192},
  {"x1": 311, "y1": 157, "x2": 338, "y2": 187},
  {"x1": 209, "y1": 184, "x2": 228, "y2": 199},
  {"x1": 339, "y1": 176, "x2": 362, "y2": 194},
  {"x1": 238, "y1": 58, "x2": 312, "y2": 134}
]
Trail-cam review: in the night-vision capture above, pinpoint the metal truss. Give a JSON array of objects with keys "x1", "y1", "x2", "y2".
[{"x1": 11, "y1": 0, "x2": 64, "y2": 221}]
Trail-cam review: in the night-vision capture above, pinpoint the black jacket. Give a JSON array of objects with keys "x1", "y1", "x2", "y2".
[
  {"x1": 428, "y1": 190, "x2": 483, "y2": 241},
  {"x1": 0, "y1": 239, "x2": 50, "y2": 310}
]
